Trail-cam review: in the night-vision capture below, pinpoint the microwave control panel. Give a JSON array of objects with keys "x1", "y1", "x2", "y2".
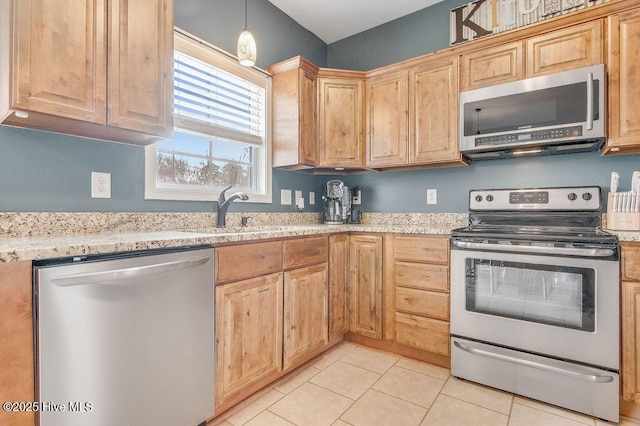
[
  {"x1": 475, "y1": 126, "x2": 582, "y2": 147},
  {"x1": 469, "y1": 186, "x2": 601, "y2": 211}
]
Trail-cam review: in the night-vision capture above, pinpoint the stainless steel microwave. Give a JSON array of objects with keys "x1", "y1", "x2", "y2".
[{"x1": 459, "y1": 64, "x2": 605, "y2": 160}]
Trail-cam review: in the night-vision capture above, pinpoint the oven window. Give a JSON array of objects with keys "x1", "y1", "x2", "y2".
[{"x1": 465, "y1": 259, "x2": 595, "y2": 332}]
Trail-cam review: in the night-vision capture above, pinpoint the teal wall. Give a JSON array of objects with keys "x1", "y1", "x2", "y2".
[{"x1": 1, "y1": 0, "x2": 638, "y2": 214}]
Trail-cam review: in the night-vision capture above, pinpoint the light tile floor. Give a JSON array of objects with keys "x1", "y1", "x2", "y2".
[{"x1": 211, "y1": 342, "x2": 639, "y2": 426}]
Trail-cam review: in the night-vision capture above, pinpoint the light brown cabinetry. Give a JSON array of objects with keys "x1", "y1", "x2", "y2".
[
  {"x1": 329, "y1": 234, "x2": 349, "y2": 343},
  {"x1": 317, "y1": 72, "x2": 366, "y2": 168},
  {"x1": 1, "y1": 0, "x2": 173, "y2": 144},
  {"x1": 409, "y1": 56, "x2": 463, "y2": 165},
  {"x1": 283, "y1": 264, "x2": 329, "y2": 369},
  {"x1": 0, "y1": 261, "x2": 34, "y2": 426},
  {"x1": 215, "y1": 273, "x2": 283, "y2": 409},
  {"x1": 366, "y1": 71, "x2": 409, "y2": 167},
  {"x1": 349, "y1": 234, "x2": 383, "y2": 339},
  {"x1": 268, "y1": 56, "x2": 319, "y2": 169},
  {"x1": 460, "y1": 20, "x2": 603, "y2": 90},
  {"x1": 386, "y1": 235, "x2": 450, "y2": 358},
  {"x1": 604, "y1": 9, "x2": 640, "y2": 155},
  {"x1": 621, "y1": 244, "x2": 640, "y2": 403}
]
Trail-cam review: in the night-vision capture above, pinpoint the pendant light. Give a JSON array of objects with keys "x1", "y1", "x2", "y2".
[{"x1": 237, "y1": 0, "x2": 257, "y2": 67}]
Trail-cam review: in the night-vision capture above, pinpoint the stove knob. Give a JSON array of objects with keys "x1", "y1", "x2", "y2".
[
  {"x1": 486, "y1": 195, "x2": 494, "y2": 202},
  {"x1": 475, "y1": 195, "x2": 483, "y2": 202},
  {"x1": 582, "y1": 192, "x2": 593, "y2": 201},
  {"x1": 568, "y1": 192, "x2": 578, "y2": 201}
]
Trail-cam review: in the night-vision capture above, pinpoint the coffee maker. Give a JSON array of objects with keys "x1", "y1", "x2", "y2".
[{"x1": 323, "y1": 180, "x2": 351, "y2": 224}]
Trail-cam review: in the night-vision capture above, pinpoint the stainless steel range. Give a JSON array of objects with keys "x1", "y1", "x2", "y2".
[{"x1": 450, "y1": 186, "x2": 620, "y2": 422}]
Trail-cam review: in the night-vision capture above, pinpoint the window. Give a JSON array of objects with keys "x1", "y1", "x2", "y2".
[{"x1": 145, "y1": 29, "x2": 272, "y2": 202}]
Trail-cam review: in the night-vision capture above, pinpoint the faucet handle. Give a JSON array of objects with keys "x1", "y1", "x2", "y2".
[
  {"x1": 218, "y1": 185, "x2": 232, "y2": 204},
  {"x1": 241, "y1": 216, "x2": 252, "y2": 227}
]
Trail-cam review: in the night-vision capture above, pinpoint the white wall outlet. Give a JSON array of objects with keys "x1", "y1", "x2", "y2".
[
  {"x1": 309, "y1": 192, "x2": 315, "y2": 205},
  {"x1": 352, "y1": 189, "x2": 362, "y2": 205},
  {"x1": 91, "y1": 172, "x2": 111, "y2": 199},
  {"x1": 295, "y1": 190, "x2": 302, "y2": 201},
  {"x1": 280, "y1": 189, "x2": 292, "y2": 205},
  {"x1": 427, "y1": 188, "x2": 437, "y2": 205}
]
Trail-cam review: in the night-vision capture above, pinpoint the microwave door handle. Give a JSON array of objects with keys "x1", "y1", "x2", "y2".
[
  {"x1": 452, "y1": 240, "x2": 614, "y2": 257},
  {"x1": 586, "y1": 71, "x2": 594, "y2": 130}
]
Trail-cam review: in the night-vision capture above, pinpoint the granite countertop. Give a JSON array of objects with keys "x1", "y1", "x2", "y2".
[{"x1": 0, "y1": 224, "x2": 455, "y2": 262}]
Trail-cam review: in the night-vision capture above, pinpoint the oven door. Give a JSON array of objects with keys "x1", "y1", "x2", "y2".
[{"x1": 450, "y1": 244, "x2": 619, "y2": 370}]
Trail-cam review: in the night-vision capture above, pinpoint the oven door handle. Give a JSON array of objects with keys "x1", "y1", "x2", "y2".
[
  {"x1": 452, "y1": 240, "x2": 614, "y2": 258},
  {"x1": 453, "y1": 341, "x2": 614, "y2": 383}
]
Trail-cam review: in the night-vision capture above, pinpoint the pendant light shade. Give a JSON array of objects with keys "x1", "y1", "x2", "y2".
[{"x1": 237, "y1": 0, "x2": 256, "y2": 67}]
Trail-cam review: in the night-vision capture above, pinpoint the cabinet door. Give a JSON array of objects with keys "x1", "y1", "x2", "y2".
[
  {"x1": 349, "y1": 235, "x2": 383, "y2": 339},
  {"x1": 526, "y1": 20, "x2": 603, "y2": 78},
  {"x1": 622, "y1": 281, "x2": 640, "y2": 402},
  {"x1": 215, "y1": 273, "x2": 283, "y2": 408},
  {"x1": 0, "y1": 261, "x2": 34, "y2": 426},
  {"x1": 299, "y1": 68, "x2": 317, "y2": 165},
  {"x1": 317, "y1": 77, "x2": 365, "y2": 168},
  {"x1": 329, "y1": 234, "x2": 349, "y2": 343},
  {"x1": 460, "y1": 42, "x2": 523, "y2": 91},
  {"x1": 10, "y1": 0, "x2": 107, "y2": 123},
  {"x1": 283, "y1": 264, "x2": 328, "y2": 369},
  {"x1": 108, "y1": 0, "x2": 173, "y2": 137},
  {"x1": 409, "y1": 56, "x2": 461, "y2": 164},
  {"x1": 366, "y1": 71, "x2": 409, "y2": 167},
  {"x1": 606, "y1": 9, "x2": 640, "y2": 153}
]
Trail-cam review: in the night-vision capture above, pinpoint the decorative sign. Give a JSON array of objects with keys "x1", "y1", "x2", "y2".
[{"x1": 450, "y1": 0, "x2": 608, "y2": 45}]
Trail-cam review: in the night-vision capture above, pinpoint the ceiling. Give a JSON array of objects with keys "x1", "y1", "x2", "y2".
[{"x1": 267, "y1": 0, "x2": 445, "y2": 44}]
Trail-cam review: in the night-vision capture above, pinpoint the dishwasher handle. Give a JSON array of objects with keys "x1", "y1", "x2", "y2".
[{"x1": 51, "y1": 255, "x2": 212, "y2": 287}]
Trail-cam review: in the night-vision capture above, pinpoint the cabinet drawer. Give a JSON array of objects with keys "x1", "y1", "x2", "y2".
[
  {"x1": 394, "y1": 236, "x2": 449, "y2": 264},
  {"x1": 216, "y1": 241, "x2": 283, "y2": 283},
  {"x1": 395, "y1": 287, "x2": 449, "y2": 320},
  {"x1": 395, "y1": 262, "x2": 448, "y2": 292},
  {"x1": 395, "y1": 312, "x2": 449, "y2": 356},
  {"x1": 622, "y1": 244, "x2": 640, "y2": 282},
  {"x1": 283, "y1": 236, "x2": 328, "y2": 269}
]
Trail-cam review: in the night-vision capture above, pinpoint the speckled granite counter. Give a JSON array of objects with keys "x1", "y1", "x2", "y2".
[
  {"x1": 610, "y1": 231, "x2": 640, "y2": 242},
  {"x1": 0, "y1": 215, "x2": 466, "y2": 262}
]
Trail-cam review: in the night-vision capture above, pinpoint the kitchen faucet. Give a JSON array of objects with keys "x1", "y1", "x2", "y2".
[{"x1": 216, "y1": 185, "x2": 249, "y2": 227}]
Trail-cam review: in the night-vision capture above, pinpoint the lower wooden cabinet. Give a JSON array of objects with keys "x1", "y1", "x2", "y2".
[
  {"x1": 283, "y1": 264, "x2": 329, "y2": 369},
  {"x1": 329, "y1": 234, "x2": 349, "y2": 343},
  {"x1": 621, "y1": 244, "x2": 640, "y2": 403},
  {"x1": 0, "y1": 261, "x2": 34, "y2": 426},
  {"x1": 215, "y1": 273, "x2": 283, "y2": 409},
  {"x1": 349, "y1": 234, "x2": 383, "y2": 339}
]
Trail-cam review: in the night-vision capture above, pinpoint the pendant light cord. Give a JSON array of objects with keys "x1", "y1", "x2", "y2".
[{"x1": 245, "y1": 0, "x2": 248, "y2": 28}]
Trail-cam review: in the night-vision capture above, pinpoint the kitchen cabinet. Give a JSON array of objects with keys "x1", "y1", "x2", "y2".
[
  {"x1": 268, "y1": 56, "x2": 319, "y2": 169},
  {"x1": 0, "y1": 261, "x2": 34, "y2": 426},
  {"x1": 409, "y1": 55, "x2": 463, "y2": 166},
  {"x1": 283, "y1": 264, "x2": 329, "y2": 369},
  {"x1": 215, "y1": 273, "x2": 284, "y2": 410},
  {"x1": 459, "y1": 20, "x2": 602, "y2": 91},
  {"x1": 329, "y1": 234, "x2": 349, "y2": 344},
  {"x1": 349, "y1": 234, "x2": 383, "y2": 339},
  {"x1": 0, "y1": 0, "x2": 173, "y2": 145},
  {"x1": 621, "y1": 244, "x2": 640, "y2": 403},
  {"x1": 317, "y1": 71, "x2": 366, "y2": 168},
  {"x1": 366, "y1": 71, "x2": 409, "y2": 167},
  {"x1": 386, "y1": 235, "x2": 450, "y2": 358},
  {"x1": 603, "y1": 8, "x2": 640, "y2": 155}
]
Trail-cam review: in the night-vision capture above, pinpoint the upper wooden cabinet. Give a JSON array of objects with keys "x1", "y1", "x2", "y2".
[
  {"x1": 604, "y1": 8, "x2": 640, "y2": 155},
  {"x1": 526, "y1": 20, "x2": 603, "y2": 78},
  {"x1": 317, "y1": 71, "x2": 366, "y2": 168},
  {"x1": 0, "y1": 0, "x2": 174, "y2": 144},
  {"x1": 460, "y1": 42, "x2": 524, "y2": 91},
  {"x1": 268, "y1": 56, "x2": 319, "y2": 169},
  {"x1": 366, "y1": 71, "x2": 409, "y2": 167},
  {"x1": 460, "y1": 20, "x2": 603, "y2": 91},
  {"x1": 409, "y1": 55, "x2": 463, "y2": 166}
]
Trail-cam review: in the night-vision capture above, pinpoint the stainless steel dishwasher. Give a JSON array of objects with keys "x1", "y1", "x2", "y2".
[{"x1": 33, "y1": 246, "x2": 215, "y2": 426}]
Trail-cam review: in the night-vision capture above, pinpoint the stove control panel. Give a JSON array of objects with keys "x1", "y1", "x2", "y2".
[{"x1": 469, "y1": 186, "x2": 601, "y2": 211}]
